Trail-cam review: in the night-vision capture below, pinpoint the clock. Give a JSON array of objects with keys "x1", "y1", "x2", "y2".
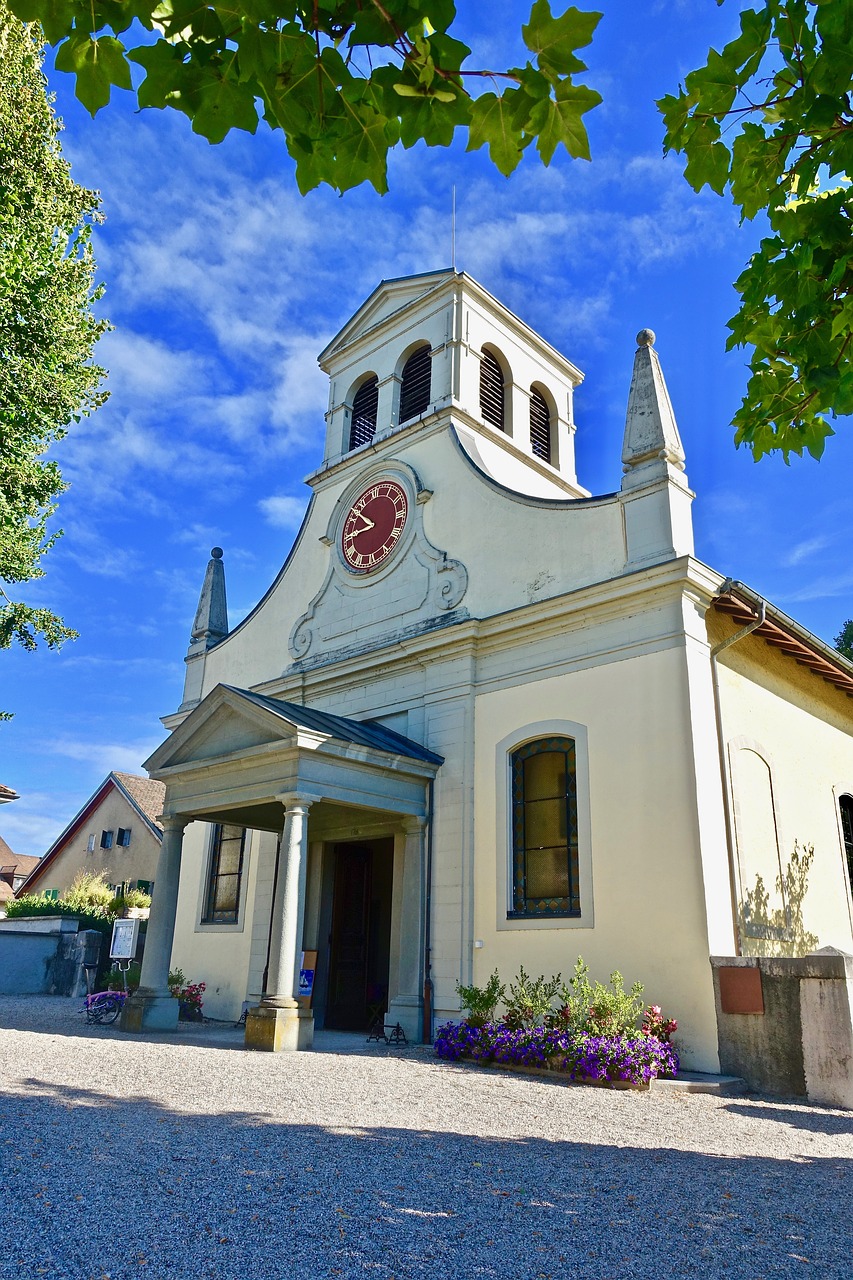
[{"x1": 341, "y1": 479, "x2": 408, "y2": 573}]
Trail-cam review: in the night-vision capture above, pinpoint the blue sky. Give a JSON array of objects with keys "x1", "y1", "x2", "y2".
[{"x1": 3, "y1": 0, "x2": 852, "y2": 856}]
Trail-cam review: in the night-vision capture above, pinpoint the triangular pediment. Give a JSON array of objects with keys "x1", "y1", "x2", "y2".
[
  {"x1": 145, "y1": 686, "x2": 306, "y2": 773},
  {"x1": 319, "y1": 269, "x2": 455, "y2": 368}
]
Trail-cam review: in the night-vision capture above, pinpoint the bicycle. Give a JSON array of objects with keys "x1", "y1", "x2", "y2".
[{"x1": 82, "y1": 989, "x2": 128, "y2": 1025}]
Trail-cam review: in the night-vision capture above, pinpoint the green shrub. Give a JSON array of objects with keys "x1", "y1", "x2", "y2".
[
  {"x1": 554, "y1": 957, "x2": 645, "y2": 1037},
  {"x1": 503, "y1": 966, "x2": 562, "y2": 1030},
  {"x1": 106, "y1": 961, "x2": 141, "y2": 992},
  {"x1": 455, "y1": 969, "x2": 505, "y2": 1026}
]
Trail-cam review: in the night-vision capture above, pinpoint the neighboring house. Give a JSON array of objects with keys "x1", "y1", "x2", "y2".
[
  {"x1": 0, "y1": 784, "x2": 20, "y2": 804},
  {"x1": 0, "y1": 839, "x2": 40, "y2": 910},
  {"x1": 127, "y1": 270, "x2": 853, "y2": 1070},
  {"x1": 18, "y1": 773, "x2": 165, "y2": 900}
]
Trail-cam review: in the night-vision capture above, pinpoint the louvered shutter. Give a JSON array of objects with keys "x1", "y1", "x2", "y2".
[
  {"x1": 479, "y1": 349, "x2": 505, "y2": 431},
  {"x1": 530, "y1": 388, "x2": 551, "y2": 463},
  {"x1": 349, "y1": 375, "x2": 379, "y2": 450},
  {"x1": 399, "y1": 345, "x2": 431, "y2": 422}
]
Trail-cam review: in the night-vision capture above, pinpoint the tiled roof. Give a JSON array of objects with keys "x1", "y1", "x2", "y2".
[
  {"x1": 0, "y1": 853, "x2": 42, "y2": 905},
  {"x1": 112, "y1": 773, "x2": 166, "y2": 831}
]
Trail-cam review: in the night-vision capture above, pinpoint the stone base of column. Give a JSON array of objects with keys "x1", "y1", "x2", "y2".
[
  {"x1": 120, "y1": 992, "x2": 179, "y2": 1034},
  {"x1": 386, "y1": 995, "x2": 423, "y2": 1044},
  {"x1": 244, "y1": 1003, "x2": 314, "y2": 1052}
]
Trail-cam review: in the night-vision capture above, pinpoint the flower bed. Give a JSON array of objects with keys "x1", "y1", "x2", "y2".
[{"x1": 434, "y1": 1020, "x2": 679, "y2": 1087}]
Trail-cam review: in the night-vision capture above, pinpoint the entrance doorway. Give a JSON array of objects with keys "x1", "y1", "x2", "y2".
[{"x1": 324, "y1": 838, "x2": 394, "y2": 1031}]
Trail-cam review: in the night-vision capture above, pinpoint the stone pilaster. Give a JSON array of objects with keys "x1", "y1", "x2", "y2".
[{"x1": 387, "y1": 815, "x2": 426, "y2": 1041}]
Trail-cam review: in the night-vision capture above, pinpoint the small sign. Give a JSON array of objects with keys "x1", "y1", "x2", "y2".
[
  {"x1": 110, "y1": 917, "x2": 140, "y2": 961},
  {"x1": 298, "y1": 949, "x2": 317, "y2": 1008}
]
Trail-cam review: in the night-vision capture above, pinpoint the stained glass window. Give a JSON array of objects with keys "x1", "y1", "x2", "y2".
[{"x1": 510, "y1": 737, "x2": 579, "y2": 917}]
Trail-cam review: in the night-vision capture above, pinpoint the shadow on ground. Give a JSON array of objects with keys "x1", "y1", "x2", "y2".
[{"x1": 0, "y1": 1077, "x2": 849, "y2": 1280}]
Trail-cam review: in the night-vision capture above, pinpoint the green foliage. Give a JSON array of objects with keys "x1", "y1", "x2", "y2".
[
  {"x1": 659, "y1": 1, "x2": 853, "y2": 461},
  {"x1": 109, "y1": 886, "x2": 152, "y2": 912},
  {"x1": 555, "y1": 956, "x2": 645, "y2": 1037},
  {"x1": 835, "y1": 618, "x2": 853, "y2": 662},
  {"x1": 502, "y1": 965, "x2": 562, "y2": 1030},
  {"x1": 8, "y1": 0, "x2": 602, "y2": 195},
  {"x1": 455, "y1": 968, "x2": 505, "y2": 1026},
  {"x1": 740, "y1": 839, "x2": 820, "y2": 957},
  {"x1": 0, "y1": 4, "x2": 109, "y2": 700},
  {"x1": 106, "y1": 960, "x2": 141, "y2": 991}
]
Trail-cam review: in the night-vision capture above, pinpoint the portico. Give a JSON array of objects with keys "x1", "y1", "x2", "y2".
[{"x1": 123, "y1": 684, "x2": 441, "y2": 1048}]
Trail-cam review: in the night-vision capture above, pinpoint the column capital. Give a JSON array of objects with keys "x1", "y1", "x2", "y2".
[
  {"x1": 276, "y1": 792, "x2": 322, "y2": 815},
  {"x1": 159, "y1": 814, "x2": 189, "y2": 835}
]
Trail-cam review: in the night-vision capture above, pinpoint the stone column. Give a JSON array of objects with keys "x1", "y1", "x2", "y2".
[
  {"x1": 387, "y1": 816, "x2": 426, "y2": 1042},
  {"x1": 121, "y1": 815, "x2": 187, "y2": 1033},
  {"x1": 245, "y1": 793, "x2": 319, "y2": 1052}
]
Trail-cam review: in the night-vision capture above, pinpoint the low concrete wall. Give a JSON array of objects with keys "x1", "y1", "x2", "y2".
[
  {"x1": 711, "y1": 949, "x2": 853, "y2": 1109},
  {"x1": 0, "y1": 919, "x2": 101, "y2": 996}
]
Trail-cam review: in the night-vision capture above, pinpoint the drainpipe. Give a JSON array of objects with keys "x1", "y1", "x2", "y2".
[
  {"x1": 709, "y1": 579, "x2": 766, "y2": 954},
  {"x1": 422, "y1": 778, "x2": 435, "y2": 1045}
]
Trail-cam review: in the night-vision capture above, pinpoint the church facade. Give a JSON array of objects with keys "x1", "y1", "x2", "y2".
[{"x1": 127, "y1": 271, "x2": 853, "y2": 1071}]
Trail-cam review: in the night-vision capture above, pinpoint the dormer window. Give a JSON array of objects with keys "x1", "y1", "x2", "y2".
[
  {"x1": 399, "y1": 345, "x2": 431, "y2": 423},
  {"x1": 530, "y1": 387, "x2": 552, "y2": 464},
  {"x1": 349, "y1": 375, "x2": 379, "y2": 450},
  {"x1": 479, "y1": 347, "x2": 505, "y2": 432}
]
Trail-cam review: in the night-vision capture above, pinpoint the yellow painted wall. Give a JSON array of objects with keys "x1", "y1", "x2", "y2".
[
  {"x1": 473, "y1": 644, "x2": 724, "y2": 1072},
  {"x1": 32, "y1": 790, "x2": 161, "y2": 897},
  {"x1": 710, "y1": 613, "x2": 853, "y2": 954}
]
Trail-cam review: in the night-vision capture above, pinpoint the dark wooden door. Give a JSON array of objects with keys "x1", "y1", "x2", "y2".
[{"x1": 325, "y1": 844, "x2": 372, "y2": 1030}]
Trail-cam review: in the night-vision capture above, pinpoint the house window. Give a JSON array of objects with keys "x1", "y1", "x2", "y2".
[
  {"x1": 349, "y1": 375, "x2": 379, "y2": 450},
  {"x1": 43, "y1": 889, "x2": 59, "y2": 901},
  {"x1": 398, "y1": 345, "x2": 431, "y2": 423},
  {"x1": 117, "y1": 828, "x2": 131, "y2": 847},
  {"x1": 480, "y1": 348, "x2": 505, "y2": 431},
  {"x1": 840, "y1": 794, "x2": 853, "y2": 889},
  {"x1": 136, "y1": 879, "x2": 152, "y2": 894},
  {"x1": 203, "y1": 824, "x2": 246, "y2": 924},
  {"x1": 86, "y1": 834, "x2": 95, "y2": 852},
  {"x1": 100, "y1": 830, "x2": 114, "y2": 850},
  {"x1": 510, "y1": 737, "x2": 579, "y2": 918},
  {"x1": 529, "y1": 387, "x2": 552, "y2": 463}
]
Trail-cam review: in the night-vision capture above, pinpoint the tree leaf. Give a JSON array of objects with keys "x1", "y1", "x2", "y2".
[
  {"x1": 522, "y1": 0, "x2": 601, "y2": 79},
  {"x1": 528, "y1": 80, "x2": 600, "y2": 162},
  {"x1": 55, "y1": 33, "x2": 133, "y2": 116},
  {"x1": 466, "y1": 91, "x2": 526, "y2": 176}
]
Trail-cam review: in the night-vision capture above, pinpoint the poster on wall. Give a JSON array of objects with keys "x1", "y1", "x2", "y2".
[{"x1": 298, "y1": 950, "x2": 317, "y2": 1008}]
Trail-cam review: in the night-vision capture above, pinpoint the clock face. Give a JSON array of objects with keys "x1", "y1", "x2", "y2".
[{"x1": 341, "y1": 480, "x2": 409, "y2": 573}]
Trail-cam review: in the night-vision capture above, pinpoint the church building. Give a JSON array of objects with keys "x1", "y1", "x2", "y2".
[{"x1": 127, "y1": 270, "x2": 853, "y2": 1071}]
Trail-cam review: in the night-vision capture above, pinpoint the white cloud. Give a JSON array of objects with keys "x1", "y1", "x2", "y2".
[
  {"x1": 50, "y1": 737, "x2": 163, "y2": 775},
  {"x1": 782, "y1": 535, "x2": 832, "y2": 568},
  {"x1": 258, "y1": 495, "x2": 310, "y2": 530}
]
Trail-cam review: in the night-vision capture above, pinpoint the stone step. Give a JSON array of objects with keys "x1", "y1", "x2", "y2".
[{"x1": 652, "y1": 1070, "x2": 748, "y2": 1096}]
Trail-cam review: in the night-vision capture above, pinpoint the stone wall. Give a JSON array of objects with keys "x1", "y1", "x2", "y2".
[{"x1": 711, "y1": 949, "x2": 853, "y2": 1109}]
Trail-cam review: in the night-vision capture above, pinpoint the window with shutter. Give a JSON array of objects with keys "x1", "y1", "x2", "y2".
[
  {"x1": 480, "y1": 348, "x2": 505, "y2": 431},
  {"x1": 100, "y1": 830, "x2": 114, "y2": 850},
  {"x1": 117, "y1": 827, "x2": 131, "y2": 847},
  {"x1": 349, "y1": 375, "x2": 379, "y2": 450},
  {"x1": 399, "y1": 345, "x2": 431, "y2": 423},
  {"x1": 529, "y1": 388, "x2": 552, "y2": 463}
]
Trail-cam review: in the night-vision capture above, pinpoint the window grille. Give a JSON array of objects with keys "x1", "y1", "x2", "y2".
[
  {"x1": 349, "y1": 375, "x2": 379, "y2": 450},
  {"x1": 509, "y1": 737, "x2": 579, "y2": 918},
  {"x1": 480, "y1": 349, "x2": 505, "y2": 431},
  {"x1": 203, "y1": 824, "x2": 246, "y2": 924},
  {"x1": 399, "y1": 345, "x2": 431, "y2": 423},
  {"x1": 529, "y1": 388, "x2": 552, "y2": 463}
]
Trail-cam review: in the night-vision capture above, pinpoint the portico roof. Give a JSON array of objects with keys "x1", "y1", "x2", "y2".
[{"x1": 143, "y1": 684, "x2": 442, "y2": 831}]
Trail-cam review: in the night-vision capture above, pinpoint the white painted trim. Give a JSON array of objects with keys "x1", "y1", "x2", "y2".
[{"x1": 494, "y1": 719, "x2": 594, "y2": 932}]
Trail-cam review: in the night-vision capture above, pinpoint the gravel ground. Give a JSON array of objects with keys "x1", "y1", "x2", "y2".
[{"x1": 0, "y1": 996, "x2": 851, "y2": 1280}]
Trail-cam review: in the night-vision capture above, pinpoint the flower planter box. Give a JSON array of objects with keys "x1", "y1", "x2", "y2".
[{"x1": 455, "y1": 1056, "x2": 651, "y2": 1090}]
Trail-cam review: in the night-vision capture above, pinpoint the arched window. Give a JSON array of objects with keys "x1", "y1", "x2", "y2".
[
  {"x1": 479, "y1": 348, "x2": 505, "y2": 431},
  {"x1": 399, "y1": 344, "x2": 431, "y2": 423},
  {"x1": 840, "y1": 793, "x2": 853, "y2": 889},
  {"x1": 349, "y1": 375, "x2": 378, "y2": 450},
  {"x1": 529, "y1": 387, "x2": 552, "y2": 463},
  {"x1": 510, "y1": 737, "x2": 579, "y2": 918}
]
